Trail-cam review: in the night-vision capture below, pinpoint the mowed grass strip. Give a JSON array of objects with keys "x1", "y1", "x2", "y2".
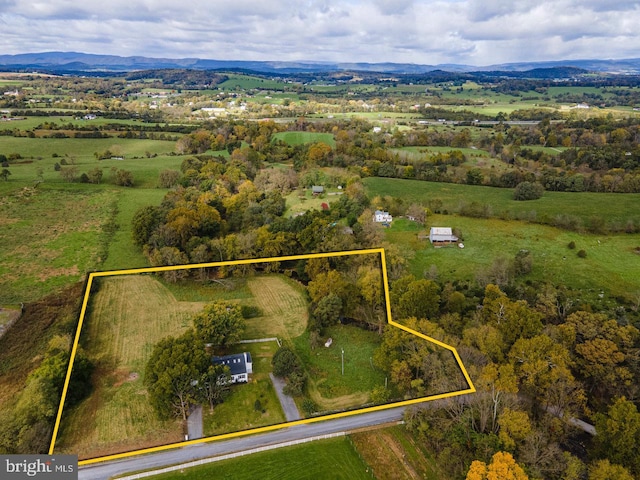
[
  {"x1": 57, "y1": 275, "x2": 206, "y2": 458},
  {"x1": 245, "y1": 275, "x2": 308, "y2": 340},
  {"x1": 148, "y1": 437, "x2": 373, "y2": 480}
]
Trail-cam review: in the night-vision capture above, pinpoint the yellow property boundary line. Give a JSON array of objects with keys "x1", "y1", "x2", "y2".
[{"x1": 49, "y1": 247, "x2": 475, "y2": 465}]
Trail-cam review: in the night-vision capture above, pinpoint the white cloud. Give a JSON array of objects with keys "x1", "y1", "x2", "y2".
[{"x1": 0, "y1": 0, "x2": 639, "y2": 66}]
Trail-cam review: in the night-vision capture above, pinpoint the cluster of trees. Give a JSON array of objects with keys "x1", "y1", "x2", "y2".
[
  {"x1": 144, "y1": 301, "x2": 244, "y2": 420},
  {"x1": 367, "y1": 278, "x2": 640, "y2": 479}
]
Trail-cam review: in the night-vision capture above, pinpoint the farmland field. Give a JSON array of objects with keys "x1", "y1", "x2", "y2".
[
  {"x1": 272, "y1": 131, "x2": 336, "y2": 148},
  {"x1": 0, "y1": 185, "x2": 118, "y2": 303},
  {"x1": 56, "y1": 273, "x2": 309, "y2": 458},
  {"x1": 364, "y1": 177, "x2": 640, "y2": 228},
  {"x1": 385, "y1": 216, "x2": 640, "y2": 304},
  {"x1": 56, "y1": 275, "x2": 204, "y2": 459},
  {"x1": 150, "y1": 436, "x2": 372, "y2": 480}
]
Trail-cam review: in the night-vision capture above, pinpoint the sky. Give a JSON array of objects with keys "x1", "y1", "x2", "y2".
[{"x1": 0, "y1": 0, "x2": 639, "y2": 66}]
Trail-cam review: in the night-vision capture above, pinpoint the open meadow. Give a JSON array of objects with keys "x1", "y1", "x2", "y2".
[
  {"x1": 364, "y1": 177, "x2": 640, "y2": 230},
  {"x1": 385, "y1": 216, "x2": 640, "y2": 305}
]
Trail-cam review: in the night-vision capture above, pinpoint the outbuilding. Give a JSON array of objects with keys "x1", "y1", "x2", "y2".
[{"x1": 429, "y1": 227, "x2": 458, "y2": 246}]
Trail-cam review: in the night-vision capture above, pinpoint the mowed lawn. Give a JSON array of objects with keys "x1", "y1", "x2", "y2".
[
  {"x1": 386, "y1": 217, "x2": 640, "y2": 304},
  {"x1": 244, "y1": 275, "x2": 308, "y2": 340},
  {"x1": 56, "y1": 275, "x2": 206, "y2": 459},
  {"x1": 203, "y1": 341, "x2": 285, "y2": 437},
  {"x1": 149, "y1": 437, "x2": 372, "y2": 480},
  {"x1": 293, "y1": 324, "x2": 385, "y2": 412}
]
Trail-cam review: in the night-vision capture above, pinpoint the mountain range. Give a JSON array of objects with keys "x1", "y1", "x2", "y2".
[{"x1": 1, "y1": 52, "x2": 640, "y2": 75}]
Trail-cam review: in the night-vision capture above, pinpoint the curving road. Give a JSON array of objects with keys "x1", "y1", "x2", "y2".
[{"x1": 78, "y1": 406, "x2": 408, "y2": 480}]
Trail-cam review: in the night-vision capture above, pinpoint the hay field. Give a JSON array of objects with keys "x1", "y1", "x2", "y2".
[
  {"x1": 244, "y1": 275, "x2": 308, "y2": 340},
  {"x1": 56, "y1": 275, "x2": 205, "y2": 459}
]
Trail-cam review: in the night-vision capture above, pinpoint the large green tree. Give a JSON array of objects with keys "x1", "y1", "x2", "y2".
[
  {"x1": 144, "y1": 330, "x2": 209, "y2": 420},
  {"x1": 191, "y1": 302, "x2": 245, "y2": 346}
]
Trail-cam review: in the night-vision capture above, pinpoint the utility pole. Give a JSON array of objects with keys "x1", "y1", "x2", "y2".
[{"x1": 341, "y1": 348, "x2": 344, "y2": 376}]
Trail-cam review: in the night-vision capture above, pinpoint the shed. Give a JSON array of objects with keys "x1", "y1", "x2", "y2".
[
  {"x1": 429, "y1": 227, "x2": 458, "y2": 246},
  {"x1": 312, "y1": 185, "x2": 324, "y2": 195}
]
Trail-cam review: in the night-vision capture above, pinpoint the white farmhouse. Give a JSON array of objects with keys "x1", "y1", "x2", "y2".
[{"x1": 373, "y1": 210, "x2": 393, "y2": 224}]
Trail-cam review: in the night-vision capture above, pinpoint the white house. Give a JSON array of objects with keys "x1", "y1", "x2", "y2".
[
  {"x1": 429, "y1": 227, "x2": 458, "y2": 246},
  {"x1": 212, "y1": 352, "x2": 253, "y2": 383},
  {"x1": 373, "y1": 210, "x2": 393, "y2": 224}
]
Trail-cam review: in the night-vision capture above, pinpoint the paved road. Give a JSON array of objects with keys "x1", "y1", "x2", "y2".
[
  {"x1": 270, "y1": 373, "x2": 302, "y2": 422},
  {"x1": 187, "y1": 405, "x2": 203, "y2": 440},
  {"x1": 78, "y1": 406, "x2": 408, "y2": 480}
]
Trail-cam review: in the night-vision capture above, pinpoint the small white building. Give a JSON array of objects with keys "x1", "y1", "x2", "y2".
[
  {"x1": 373, "y1": 210, "x2": 393, "y2": 224},
  {"x1": 429, "y1": 227, "x2": 458, "y2": 246}
]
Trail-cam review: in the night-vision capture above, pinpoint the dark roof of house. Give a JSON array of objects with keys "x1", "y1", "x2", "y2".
[{"x1": 212, "y1": 352, "x2": 252, "y2": 376}]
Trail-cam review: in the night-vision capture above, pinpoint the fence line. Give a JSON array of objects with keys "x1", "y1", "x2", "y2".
[
  {"x1": 117, "y1": 432, "x2": 347, "y2": 480},
  {"x1": 237, "y1": 337, "x2": 278, "y2": 344}
]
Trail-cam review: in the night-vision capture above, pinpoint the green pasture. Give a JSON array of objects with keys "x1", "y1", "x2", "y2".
[
  {"x1": 0, "y1": 136, "x2": 176, "y2": 162},
  {"x1": 394, "y1": 146, "x2": 492, "y2": 158},
  {"x1": 1, "y1": 116, "x2": 146, "y2": 130},
  {"x1": 285, "y1": 189, "x2": 344, "y2": 217},
  {"x1": 1, "y1": 151, "x2": 184, "y2": 190},
  {"x1": 293, "y1": 324, "x2": 385, "y2": 409},
  {"x1": 363, "y1": 177, "x2": 640, "y2": 228},
  {"x1": 101, "y1": 187, "x2": 168, "y2": 271},
  {"x1": 385, "y1": 217, "x2": 640, "y2": 304},
  {"x1": 149, "y1": 437, "x2": 372, "y2": 480},
  {"x1": 218, "y1": 74, "x2": 288, "y2": 91},
  {"x1": 271, "y1": 131, "x2": 336, "y2": 148},
  {"x1": 0, "y1": 185, "x2": 118, "y2": 304}
]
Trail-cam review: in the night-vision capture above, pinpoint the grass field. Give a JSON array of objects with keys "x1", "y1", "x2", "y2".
[
  {"x1": 385, "y1": 216, "x2": 640, "y2": 304},
  {"x1": 57, "y1": 273, "x2": 309, "y2": 458},
  {"x1": 363, "y1": 177, "x2": 640, "y2": 228},
  {"x1": 149, "y1": 437, "x2": 373, "y2": 480},
  {"x1": 244, "y1": 276, "x2": 308, "y2": 340},
  {"x1": 285, "y1": 189, "x2": 344, "y2": 217},
  {"x1": 0, "y1": 185, "x2": 118, "y2": 303},
  {"x1": 56, "y1": 275, "x2": 205, "y2": 459},
  {"x1": 351, "y1": 426, "x2": 441, "y2": 480},
  {"x1": 293, "y1": 324, "x2": 385, "y2": 411},
  {"x1": 272, "y1": 131, "x2": 336, "y2": 148}
]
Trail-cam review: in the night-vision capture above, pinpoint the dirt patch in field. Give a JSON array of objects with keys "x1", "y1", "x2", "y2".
[
  {"x1": 351, "y1": 430, "x2": 420, "y2": 480},
  {"x1": 37, "y1": 265, "x2": 80, "y2": 282}
]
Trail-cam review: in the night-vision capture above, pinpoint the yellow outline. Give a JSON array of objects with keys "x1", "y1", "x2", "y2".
[{"x1": 49, "y1": 248, "x2": 475, "y2": 465}]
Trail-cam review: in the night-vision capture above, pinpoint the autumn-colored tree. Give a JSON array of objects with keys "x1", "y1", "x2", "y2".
[
  {"x1": 592, "y1": 397, "x2": 640, "y2": 475},
  {"x1": 466, "y1": 452, "x2": 529, "y2": 480},
  {"x1": 587, "y1": 460, "x2": 634, "y2": 480}
]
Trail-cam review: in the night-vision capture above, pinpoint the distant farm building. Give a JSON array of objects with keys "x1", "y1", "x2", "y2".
[
  {"x1": 373, "y1": 210, "x2": 393, "y2": 224},
  {"x1": 429, "y1": 227, "x2": 458, "y2": 246},
  {"x1": 212, "y1": 352, "x2": 253, "y2": 383},
  {"x1": 312, "y1": 185, "x2": 324, "y2": 195}
]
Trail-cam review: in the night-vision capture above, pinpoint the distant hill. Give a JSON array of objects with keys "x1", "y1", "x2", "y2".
[{"x1": 1, "y1": 51, "x2": 640, "y2": 75}]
